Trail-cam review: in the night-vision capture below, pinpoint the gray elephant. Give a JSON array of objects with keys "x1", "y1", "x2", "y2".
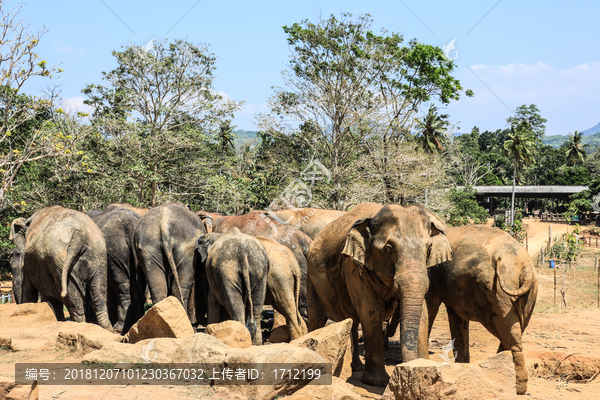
[
  {"x1": 196, "y1": 228, "x2": 269, "y2": 345},
  {"x1": 134, "y1": 202, "x2": 206, "y2": 322},
  {"x1": 10, "y1": 206, "x2": 111, "y2": 330},
  {"x1": 425, "y1": 225, "x2": 538, "y2": 394},
  {"x1": 307, "y1": 202, "x2": 451, "y2": 386},
  {"x1": 93, "y1": 207, "x2": 144, "y2": 333}
]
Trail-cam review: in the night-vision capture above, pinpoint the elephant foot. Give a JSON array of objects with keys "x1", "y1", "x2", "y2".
[
  {"x1": 516, "y1": 378, "x2": 527, "y2": 395},
  {"x1": 351, "y1": 358, "x2": 363, "y2": 372},
  {"x1": 113, "y1": 322, "x2": 124, "y2": 334},
  {"x1": 361, "y1": 369, "x2": 390, "y2": 387}
]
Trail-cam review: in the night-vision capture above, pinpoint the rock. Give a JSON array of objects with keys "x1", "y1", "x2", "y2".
[
  {"x1": 218, "y1": 343, "x2": 328, "y2": 400},
  {"x1": 83, "y1": 338, "x2": 182, "y2": 363},
  {"x1": 381, "y1": 351, "x2": 517, "y2": 400},
  {"x1": 205, "y1": 320, "x2": 252, "y2": 349},
  {"x1": 267, "y1": 325, "x2": 290, "y2": 343},
  {"x1": 0, "y1": 302, "x2": 56, "y2": 331},
  {"x1": 125, "y1": 296, "x2": 194, "y2": 344},
  {"x1": 290, "y1": 318, "x2": 353, "y2": 380},
  {"x1": 273, "y1": 310, "x2": 287, "y2": 329},
  {"x1": 171, "y1": 333, "x2": 235, "y2": 363},
  {"x1": 0, "y1": 380, "x2": 38, "y2": 400},
  {"x1": 282, "y1": 376, "x2": 361, "y2": 400},
  {"x1": 56, "y1": 322, "x2": 123, "y2": 355}
]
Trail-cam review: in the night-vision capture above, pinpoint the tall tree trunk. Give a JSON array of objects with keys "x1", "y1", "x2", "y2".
[
  {"x1": 151, "y1": 181, "x2": 156, "y2": 207},
  {"x1": 511, "y1": 163, "x2": 517, "y2": 226}
]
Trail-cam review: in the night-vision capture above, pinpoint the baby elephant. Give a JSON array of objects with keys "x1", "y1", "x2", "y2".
[
  {"x1": 196, "y1": 228, "x2": 269, "y2": 345},
  {"x1": 426, "y1": 225, "x2": 538, "y2": 395}
]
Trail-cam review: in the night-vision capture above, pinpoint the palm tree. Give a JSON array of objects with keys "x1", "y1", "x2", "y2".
[
  {"x1": 564, "y1": 130, "x2": 588, "y2": 166},
  {"x1": 215, "y1": 119, "x2": 237, "y2": 154},
  {"x1": 503, "y1": 119, "x2": 537, "y2": 226},
  {"x1": 418, "y1": 104, "x2": 450, "y2": 154}
]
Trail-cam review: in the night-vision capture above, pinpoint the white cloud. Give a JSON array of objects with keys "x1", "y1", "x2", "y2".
[
  {"x1": 62, "y1": 96, "x2": 94, "y2": 114},
  {"x1": 446, "y1": 60, "x2": 600, "y2": 135},
  {"x1": 52, "y1": 43, "x2": 85, "y2": 55}
]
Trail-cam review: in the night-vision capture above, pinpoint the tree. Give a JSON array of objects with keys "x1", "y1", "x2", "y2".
[
  {"x1": 503, "y1": 119, "x2": 537, "y2": 225},
  {"x1": 508, "y1": 104, "x2": 547, "y2": 140},
  {"x1": 0, "y1": 1, "x2": 64, "y2": 209},
  {"x1": 257, "y1": 13, "x2": 468, "y2": 209},
  {"x1": 446, "y1": 186, "x2": 488, "y2": 226},
  {"x1": 564, "y1": 130, "x2": 588, "y2": 166},
  {"x1": 417, "y1": 104, "x2": 450, "y2": 154},
  {"x1": 83, "y1": 39, "x2": 241, "y2": 207}
]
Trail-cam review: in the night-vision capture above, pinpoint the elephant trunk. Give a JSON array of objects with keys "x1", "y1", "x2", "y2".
[{"x1": 396, "y1": 269, "x2": 429, "y2": 363}]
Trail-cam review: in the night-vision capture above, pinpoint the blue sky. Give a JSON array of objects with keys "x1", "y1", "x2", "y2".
[{"x1": 18, "y1": 0, "x2": 600, "y2": 135}]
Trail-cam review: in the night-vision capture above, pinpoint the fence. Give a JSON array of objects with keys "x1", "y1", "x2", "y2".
[
  {"x1": 579, "y1": 236, "x2": 600, "y2": 248},
  {"x1": 0, "y1": 293, "x2": 12, "y2": 304}
]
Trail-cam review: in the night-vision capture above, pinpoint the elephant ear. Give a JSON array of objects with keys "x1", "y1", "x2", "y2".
[
  {"x1": 341, "y1": 218, "x2": 373, "y2": 273},
  {"x1": 418, "y1": 206, "x2": 452, "y2": 267},
  {"x1": 195, "y1": 233, "x2": 220, "y2": 263},
  {"x1": 10, "y1": 217, "x2": 29, "y2": 253},
  {"x1": 196, "y1": 211, "x2": 214, "y2": 233}
]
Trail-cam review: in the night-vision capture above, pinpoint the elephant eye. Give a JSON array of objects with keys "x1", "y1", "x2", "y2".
[{"x1": 384, "y1": 243, "x2": 393, "y2": 252}]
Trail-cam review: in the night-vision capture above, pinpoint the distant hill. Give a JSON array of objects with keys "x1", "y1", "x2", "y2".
[
  {"x1": 583, "y1": 122, "x2": 600, "y2": 136},
  {"x1": 233, "y1": 129, "x2": 259, "y2": 145},
  {"x1": 543, "y1": 131, "x2": 600, "y2": 149}
]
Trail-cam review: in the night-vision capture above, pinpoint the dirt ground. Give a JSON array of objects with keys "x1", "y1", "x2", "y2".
[{"x1": 2, "y1": 219, "x2": 600, "y2": 399}]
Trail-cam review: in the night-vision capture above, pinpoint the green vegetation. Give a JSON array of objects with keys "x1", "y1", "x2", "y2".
[{"x1": 0, "y1": 7, "x2": 599, "y2": 274}]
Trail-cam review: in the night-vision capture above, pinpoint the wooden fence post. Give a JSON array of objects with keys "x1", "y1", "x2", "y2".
[
  {"x1": 595, "y1": 254, "x2": 598, "y2": 271},
  {"x1": 541, "y1": 247, "x2": 545, "y2": 265},
  {"x1": 554, "y1": 266, "x2": 557, "y2": 307}
]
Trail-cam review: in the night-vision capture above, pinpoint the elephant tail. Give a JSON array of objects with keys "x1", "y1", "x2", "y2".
[
  {"x1": 241, "y1": 253, "x2": 254, "y2": 330},
  {"x1": 496, "y1": 260, "x2": 535, "y2": 298},
  {"x1": 61, "y1": 229, "x2": 84, "y2": 299},
  {"x1": 161, "y1": 214, "x2": 183, "y2": 302}
]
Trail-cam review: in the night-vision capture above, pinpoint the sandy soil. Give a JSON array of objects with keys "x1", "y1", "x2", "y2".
[{"x1": 1, "y1": 220, "x2": 600, "y2": 399}]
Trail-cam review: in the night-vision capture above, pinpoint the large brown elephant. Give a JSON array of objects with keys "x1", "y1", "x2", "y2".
[
  {"x1": 307, "y1": 202, "x2": 452, "y2": 386},
  {"x1": 425, "y1": 225, "x2": 538, "y2": 394},
  {"x1": 197, "y1": 211, "x2": 312, "y2": 319},
  {"x1": 10, "y1": 206, "x2": 112, "y2": 330},
  {"x1": 134, "y1": 203, "x2": 206, "y2": 322},
  {"x1": 259, "y1": 208, "x2": 346, "y2": 239}
]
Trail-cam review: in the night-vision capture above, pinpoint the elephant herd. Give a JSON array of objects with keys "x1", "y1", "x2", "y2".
[{"x1": 8, "y1": 201, "x2": 538, "y2": 394}]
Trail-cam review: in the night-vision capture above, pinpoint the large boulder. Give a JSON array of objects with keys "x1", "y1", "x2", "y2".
[
  {"x1": 267, "y1": 325, "x2": 290, "y2": 343},
  {"x1": 171, "y1": 333, "x2": 235, "y2": 363},
  {"x1": 381, "y1": 351, "x2": 518, "y2": 400},
  {"x1": 83, "y1": 338, "x2": 182, "y2": 363},
  {"x1": 0, "y1": 302, "x2": 56, "y2": 331},
  {"x1": 56, "y1": 322, "x2": 123, "y2": 355},
  {"x1": 290, "y1": 318, "x2": 353, "y2": 380},
  {"x1": 125, "y1": 296, "x2": 194, "y2": 344},
  {"x1": 282, "y1": 376, "x2": 361, "y2": 400},
  {"x1": 205, "y1": 320, "x2": 252, "y2": 349}
]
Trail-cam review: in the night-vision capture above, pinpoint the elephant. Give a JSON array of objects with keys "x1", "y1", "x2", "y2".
[
  {"x1": 196, "y1": 228, "x2": 269, "y2": 345},
  {"x1": 134, "y1": 202, "x2": 206, "y2": 322},
  {"x1": 105, "y1": 203, "x2": 150, "y2": 216},
  {"x1": 9, "y1": 248, "x2": 23, "y2": 304},
  {"x1": 425, "y1": 225, "x2": 538, "y2": 395},
  {"x1": 10, "y1": 206, "x2": 112, "y2": 330},
  {"x1": 262, "y1": 208, "x2": 346, "y2": 239},
  {"x1": 92, "y1": 208, "x2": 144, "y2": 333},
  {"x1": 197, "y1": 211, "x2": 312, "y2": 319},
  {"x1": 307, "y1": 202, "x2": 452, "y2": 386},
  {"x1": 87, "y1": 209, "x2": 103, "y2": 219},
  {"x1": 255, "y1": 236, "x2": 307, "y2": 340}
]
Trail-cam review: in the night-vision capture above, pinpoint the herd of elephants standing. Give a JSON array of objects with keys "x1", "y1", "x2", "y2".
[{"x1": 8, "y1": 201, "x2": 537, "y2": 394}]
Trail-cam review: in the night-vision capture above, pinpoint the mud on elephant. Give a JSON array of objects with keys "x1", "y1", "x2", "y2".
[
  {"x1": 196, "y1": 228, "x2": 269, "y2": 345},
  {"x1": 10, "y1": 206, "x2": 112, "y2": 330},
  {"x1": 307, "y1": 202, "x2": 452, "y2": 386},
  {"x1": 425, "y1": 225, "x2": 538, "y2": 394}
]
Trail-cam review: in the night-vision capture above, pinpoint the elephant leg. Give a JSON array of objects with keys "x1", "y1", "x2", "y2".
[
  {"x1": 46, "y1": 298, "x2": 65, "y2": 321},
  {"x1": 108, "y1": 265, "x2": 130, "y2": 333},
  {"x1": 307, "y1": 276, "x2": 327, "y2": 332},
  {"x1": 186, "y1": 281, "x2": 197, "y2": 326},
  {"x1": 268, "y1": 283, "x2": 306, "y2": 340},
  {"x1": 426, "y1": 295, "x2": 442, "y2": 339},
  {"x1": 63, "y1": 291, "x2": 86, "y2": 323},
  {"x1": 358, "y1": 308, "x2": 389, "y2": 387},
  {"x1": 20, "y1": 277, "x2": 38, "y2": 304},
  {"x1": 351, "y1": 322, "x2": 363, "y2": 372},
  {"x1": 250, "y1": 296, "x2": 264, "y2": 346},
  {"x1": 207, "y1": 291, "x2": 223, "y2": 325},
  {"x1": 447, "y1": 306, "x2": 469, "y2": 363},
  {"x1": 494, "y1": 312, "x2": 528, "y2": 395},
  {"x1": 417, "y1": 301, "x2": 429, "y2": 359}
]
